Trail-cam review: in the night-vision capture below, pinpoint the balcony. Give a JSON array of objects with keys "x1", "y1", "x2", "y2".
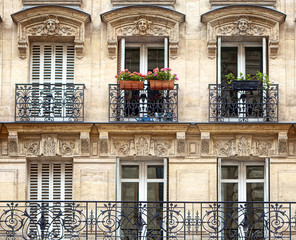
[
  {"x1": 109, "y1": 83, "x2": 178, "y2": 122},
  {"x1": 15, "y1": 83, "x2": 85, "y2": 122},
  {"x1": 0, "y1": 201, "x2": 295, "y2": 239},
  {"x1": 209, "y1": 84, "x2": 279, "y2": 122}
]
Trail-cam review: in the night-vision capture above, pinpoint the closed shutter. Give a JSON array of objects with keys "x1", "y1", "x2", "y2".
[{"x1": 29, "y1": 162, "x2": 73, "y2": 201}]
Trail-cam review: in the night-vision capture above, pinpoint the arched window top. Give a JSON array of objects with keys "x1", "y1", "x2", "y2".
[
  {"x1": 101, "y1": 5, "x2": 185, "y2": 59},
  {"x1": 11, "y1": 5, "x2": 91, "y2": 59},
  {"x1": 201, "y1": 5, "x2": 286, "y2": 58}
]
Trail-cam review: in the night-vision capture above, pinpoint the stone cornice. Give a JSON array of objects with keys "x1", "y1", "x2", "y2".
[{"x1": 11, "y1": 5, "x2": 91, "y2": 59}]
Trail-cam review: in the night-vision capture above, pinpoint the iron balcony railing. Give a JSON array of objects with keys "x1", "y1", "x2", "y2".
[
  {"x1": 0, "y1": 201, "x2": 296, "y2": 239},
  {"x1": 15, "y1": 83, "x2": 85, "y2": 122},
  {"x1": 109, "y1": 83, "x2": 178, "y2": 122},
  {"x1": 209, "y1": 84, "x2": 279, "y2": 122}
]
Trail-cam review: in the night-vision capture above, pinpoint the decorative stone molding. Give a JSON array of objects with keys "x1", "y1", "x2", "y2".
[
  {"x1": 99, "y1": 132, "x2": 109, "y2": 156},
  {"x1": 112, "y1": 136, "x2": 172, "y2": 157},
  {"x1": 213, "y1": 138, "x2": 235, "y2": 157},
  {"x1": 176, "y1": 132, "x2": 186, "y2": 156},
  {"x1": 41, "y1": 134, "x2": 58, "y2": 156},
  {"x1": 201, "y1": 132, "x2": 210, "y2": 156},
  {"x1": 236, "y1": 135, "x2": 252, "y2": 157},
  {"x1": 1, "y1": 140, "x2": 8, "y2": 156},
  {"x1": 278, "y1": 132, "x2": 288, "y2": 156},
  {"x1": 201, "y1": 5, "x2": 286, "y2": 59},
  {"x1": 11, "y1": 6, "x2": 90, "y2": 59},
  {"x1": 24, "y1": 138, "x2": 41, "y2": 156},
  {"x1": 112, "y1": 0, "x2": 176, "y2": 7},
  {"x1": 80, "y1": 132, "x2": 90, "y2": 156},
  {"x1": 58, "y1": 137, "x2": 77, "y2": 156},
  {"x1": 8, "y1": 132, "x2": 18, "y2": 156},
  {"x1": 101, "y1": 6, "x2": 185, "y2": 59},
  {"x1": 210, "y1": 0, "x2": 276, "y2": 6},
  {"x1": 23, "y1": 0, "x2": 82, "y2": 6}
]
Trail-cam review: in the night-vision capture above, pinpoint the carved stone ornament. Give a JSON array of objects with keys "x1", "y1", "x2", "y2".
[
  {"x1": 42, "y1": 135, "x2": 57, "y2": 156},
  {"x1": 278, "y1": 132, "x2": 288, "y2": 156},
  {"x1": 11, "y1": 6, "x2": 90, "y2": 59},
  {"x1": 100, "y1": 139, "x2": 108, "y2": 155},
  {"x1": 255, "y1": 141, "x2": 273, "y2": 156},
  {"x1": 214, "y1": 140, "x2": 234, "y2": 157},
  {"x1": 101, "y1": 6, "x2": 185, "y2": 59},
  {"x1": 112, "y1": 136, "x2": 172, "y2": 157},
  {"x1": 59, "y1": 139, "x2": 76, "y2": 156},
  {"x1": 24, "y1": 139, "x2": 40, "y2": 156},
  {"x1": 237, "y1": 136, "x2": 251, "y2": 157},
  {"x1": 201, "y1": 5, "x2": 286, "y2": 59},
  {"x1": 8, "y1": 132, "x2": 18, "y2": 156}
]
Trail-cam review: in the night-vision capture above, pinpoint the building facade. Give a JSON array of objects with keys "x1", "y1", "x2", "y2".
[{"x1": 0, "y1": 0, "x2": 296, "y2": 239}]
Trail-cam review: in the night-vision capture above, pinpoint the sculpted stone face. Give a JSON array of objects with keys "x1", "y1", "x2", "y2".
[
  {"x1": 237, "y1": 18, "x2": 249, "y2": 33},
  {"x1": 45, "y1": 19, "x2": 57, "y2": 33},
  {"x1": 137, "y1": 18, "x2": 148, "y2": 32}
]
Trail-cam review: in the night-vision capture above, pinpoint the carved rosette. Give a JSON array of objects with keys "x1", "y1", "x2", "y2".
[
  {"x1": 201, "y1": 5, "x2": 285, "y2": 58},
  {"x1": 11, "y1": 6, "x2": 90, "y2": 59},
  {"x1": 24, "y1": 140, "x2": 40, "y2": 156},
  {"x1": 101, "y1": 6, "x2": 185, "y2": 59},
  {"x1": 59, "y1": 139, "x2": 76, "y2": 156}
]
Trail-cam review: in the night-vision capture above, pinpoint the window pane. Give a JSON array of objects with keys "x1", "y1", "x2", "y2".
[
  {"x1": 247, "y1": 183, "x2": 264, "y2": 201},
  {"x1": 147, "y1": 183, "x2": 164, "y2": 201},
  {"x1": 221, "y1": 47, "x2": 238, "y2": 84},
  {"x1": 245, "y1": 47, "x2": 262, "y2": 76},
  {"x1": 246, "y1": 166, "x2": 264, "y2": 179},
  {"x1": 221, "y1": 183, "x2": 238, "y2": 201},
  {"x1": 148, "y1": 48, "x2": 164, "y2": 72},
  {"x1": 222, "y1": 166, "x2": 238, "y2": 179},
  {"x1": 121, "y1": 182, "x2": 139, "y2": 201},
  {"x1": 122, "y1": 165, "x2": 139, "y2": 179},
  {"x1": 147, "y1": 165, "x2": 164, "y2": 179},
  {"x1": 125, "y1": 48, "x2": 140, "y2": 72}
]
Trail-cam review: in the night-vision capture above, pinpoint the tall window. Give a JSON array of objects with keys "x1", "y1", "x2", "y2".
[
  {"x1": 118, "y1": 160, "x2": 167, "y2": 238},
  {"x1": 219, "y1": 159, "x2": 269, "y2": 239}
]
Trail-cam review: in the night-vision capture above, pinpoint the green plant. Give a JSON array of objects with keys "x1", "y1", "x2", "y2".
[
  {"x1": 145, "y1": 68, "x2": 179, "y2": 81},
  {"x1": 225, "y1": 71, "x2": 271, "y2": 86},
  {"x1": 115, "y1": 69, "x2": 145, "y2": 81}
]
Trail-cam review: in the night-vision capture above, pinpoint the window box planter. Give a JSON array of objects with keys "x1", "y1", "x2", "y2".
[
  {"x1": 150, "y1": 80, "x2": 174, "y2": 90},
  {"x1": 231, "y1": 80, "x2": 259, "y2": 91},
  {"x1": 119, "y1": 81, "x2": 144, "y2": 90}
]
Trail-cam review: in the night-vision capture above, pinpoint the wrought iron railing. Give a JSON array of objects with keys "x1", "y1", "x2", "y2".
[
  {"x1": 109, "y1": 84, "x2": 178, "y2": 122},
  {"x1": 15, "y1": 83, "x2": 85, "y2": 122},
  {"x1": 0, "y1": 201, "x2": 296, "y2": 239},
  {"x1": 209, "y1": 84, "x2": 279, "y2": 122}
]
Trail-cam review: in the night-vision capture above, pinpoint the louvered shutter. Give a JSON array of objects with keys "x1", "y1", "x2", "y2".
[{"x1": 29, "y1": 162, "x2": 73, "y2": 200}]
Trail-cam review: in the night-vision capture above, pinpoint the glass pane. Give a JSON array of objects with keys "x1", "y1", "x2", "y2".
[
  {"x1": 147, "y1": 183, "x2": 164, "y2": 201},
  {"x1": 247, "y1": 166, "x2": 264, "y2": 179},
  {"x1": 245, "y1": 47, "x2": 262, "y2": 76},
  {"x1": 125, "y1": 48, "x2": 140, "y2": 72},
  {"x1": 247, "y1": 183, "x2": 264, "y2": 201},
  {"x1": 148, "y1": 48, "x2": 164, "y2": 72},
  {"x1": 147, "y1": 165, "x2": 164, "y2": 179},
  {"x1": 122, "y1": 165, "x2": 139, "y2": 179},
  {"x1": 121, "y1": 182, "x2": 139, "y2": 201},
  {"x1": 222, "y1": 166, "x2": 238, "y2": 179},
  {"x1": 221, "y1": 183, "x2": 238, "y2": 201},
  {"x1": 221, "y1": 47, "x2": 238, "y2": 85}
]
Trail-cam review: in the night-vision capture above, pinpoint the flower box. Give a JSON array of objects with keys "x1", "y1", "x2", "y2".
[
  {"x1": 231, "y1": 80, "x2": 259, "y2": 91},
  {"x1": 119, "y1": 81, "x2": 144, "y2": 90},
  {"x1": 150, "y1": 80, "x2": 174, "y2": 90}
]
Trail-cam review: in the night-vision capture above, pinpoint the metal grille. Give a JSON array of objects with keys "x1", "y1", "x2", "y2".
[
  {"x1": 209, "y1": 84, "x2": 279, "y2": 122},
  {"x1": 0, "y1": 201, "x2": 296, "y2": 239},
  {"x1": 109, "y1": 83, "x2": 178, "y2": 122},
  {"x1": 15, "y1": 83, "x2": 85, "y2": 122}
]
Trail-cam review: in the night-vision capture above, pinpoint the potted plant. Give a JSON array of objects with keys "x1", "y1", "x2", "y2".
[
  {"x1": 116, "y1": 69, "x2": 145, "y2": 90},
  {"x1": 146, "y1": 68, "x2": 178, "y2": 90},
  {"x1": 225, "y1": 71, "x2": 270, "y2": 91}
]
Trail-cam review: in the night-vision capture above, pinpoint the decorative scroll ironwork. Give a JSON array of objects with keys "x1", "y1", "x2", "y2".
[
  {"x1": 1, "y1": 201, "x2": 296, "y2": 239},
  {"x1": 109, "y1": 83, "x2": 178, "y2": 122},
  {"x1": 15, "y1": 83, "x2": 85, "y2": 122},
  {"x1": 209, "y1": 84, "x2": 278, "y2": 122}
]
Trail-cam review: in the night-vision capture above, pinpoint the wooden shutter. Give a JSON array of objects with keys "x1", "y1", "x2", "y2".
[
  {"x1": 31, "y1": 43, "x2": 75, "y2": 84},
  {"x1": 29, "y1": 162, "x2": 73, "y2": 200}
]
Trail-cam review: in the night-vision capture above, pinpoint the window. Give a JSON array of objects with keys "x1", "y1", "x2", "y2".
[
  {"x1": 216, "y1": 38, "x2": 268, "y2": 122},
  {"x1": 218, "y1": 159, "x2": 269, "y2": 239},
  {"x1": 30, "y1": 43, "x2": 77, "y2": 121},
  {"x1": 118, "y1": 38, "x2": 173, "y2": 122},
  {"x1": 118, "y1": 160, "x2": 167, "y2": 238}
]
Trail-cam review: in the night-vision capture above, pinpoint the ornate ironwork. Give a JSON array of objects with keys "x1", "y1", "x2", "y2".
[
  {"x1": 109, "y1": 83, "x2": 178, "y2": 122},
  {"x1": 1, "y1": 201, "x2": 296, "y2": 239},
  {"x1": 15, "y1": 83, "x2": 85, "y2": 122},
  {"x1": 209, "y1": 84, "x2": 279, "y2": 122}
]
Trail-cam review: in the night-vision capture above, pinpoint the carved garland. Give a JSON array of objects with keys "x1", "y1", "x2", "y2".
[
  {"x1": 201, "y1": 6, "x2": 286, "y2": 59},
  {"x1": 11, "y1": 6, "x2": 90, "y2": 59},
  {"x1": 101, "y1": 6, "x2": 185, "y2": 59}
]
